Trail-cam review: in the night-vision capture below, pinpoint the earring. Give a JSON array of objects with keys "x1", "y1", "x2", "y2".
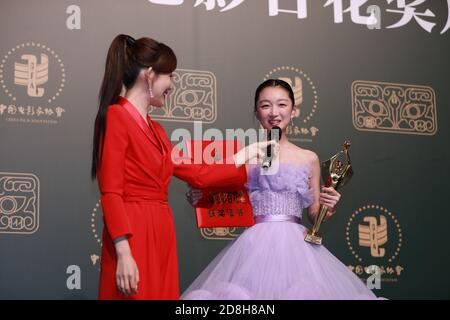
[
  {"x1": 287, "y1": 117, "x2": 294, "y2": 135},
  {"x1": 149, "y1": 87, "x2": 154, "y2": 98}
]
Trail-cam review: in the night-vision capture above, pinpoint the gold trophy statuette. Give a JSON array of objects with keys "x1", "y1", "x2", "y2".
[{"x1": 304, "y1": 141, "x2": 353, "y2": 245}]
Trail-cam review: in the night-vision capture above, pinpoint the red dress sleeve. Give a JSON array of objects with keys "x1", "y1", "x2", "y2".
[
  {"x1": 97, "y1": 106, "x2": 133, "y2": 241},
  {"x1": 150, "y1": 120, "x2": 247, "y2": 189},
  {"x1": 171, "y1": 144, "x2": 247, "y2": 189}
]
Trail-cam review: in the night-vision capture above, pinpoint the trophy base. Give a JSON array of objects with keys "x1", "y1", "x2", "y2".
[{"x1": 304, "y1": 231, "x2": 323, "y2": 245}]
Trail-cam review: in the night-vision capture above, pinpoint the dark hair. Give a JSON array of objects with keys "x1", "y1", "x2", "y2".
[
  {"x1": 254, "y1": 79, "x2": 295, "y2": 112},
  {"x1": 91, "y1": 34, "x2": 177, "y2": 179}
]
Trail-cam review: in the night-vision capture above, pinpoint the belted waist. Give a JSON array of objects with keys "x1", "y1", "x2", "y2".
[
  {"x1": 123, "y1": 194, "x2": 168, "y2": 205},
  {"x1": 254, "y1": 215, "x2": 301, "y2": 224}
]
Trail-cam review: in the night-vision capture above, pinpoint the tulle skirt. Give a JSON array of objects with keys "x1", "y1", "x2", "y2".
[{"x1": 181, "y1": 221, "x2": 380, "y2": 300}]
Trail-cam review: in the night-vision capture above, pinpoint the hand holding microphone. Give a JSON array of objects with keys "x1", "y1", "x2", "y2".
[
  {"x1": 262, "y1": 126, "x2": 282, "y2": 170},
  {"x1": 233, "y1": 131, "x2": 279, "y2": 168}
]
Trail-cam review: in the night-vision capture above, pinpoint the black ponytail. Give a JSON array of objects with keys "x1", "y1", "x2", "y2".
[{"x1": 91, "y1": 34, "x2": 177, "y2": 179}]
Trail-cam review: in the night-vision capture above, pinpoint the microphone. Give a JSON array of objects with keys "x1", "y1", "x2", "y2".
[{"x1": 262, "y1": 126, "x2": 282, "y2": 170}]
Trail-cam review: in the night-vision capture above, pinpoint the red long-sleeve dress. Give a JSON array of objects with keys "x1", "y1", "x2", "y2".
[{"x1": 97, "y1": 97, "x2": 246, "y2": 300}]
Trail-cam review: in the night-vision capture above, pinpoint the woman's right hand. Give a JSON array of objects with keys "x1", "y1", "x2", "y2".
[
  {"x1": 114, "y1": 238, "x2": 139, "y2": 296},
  {"x1": 233, "y1": 140, "x2": 279, "y2": 167}
]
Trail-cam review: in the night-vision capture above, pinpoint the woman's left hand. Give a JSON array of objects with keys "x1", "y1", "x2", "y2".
[
  {"x1": 185, "y1": 185, "x2": 203, "y2": 207},
  {"x1": 319, "y1": 186, "x2": 341, "y2": 221}
]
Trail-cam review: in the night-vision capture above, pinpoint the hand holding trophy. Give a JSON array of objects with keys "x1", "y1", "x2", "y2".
[{"x1": 304, "y1": 141, "x2": 353, "y2": 245}]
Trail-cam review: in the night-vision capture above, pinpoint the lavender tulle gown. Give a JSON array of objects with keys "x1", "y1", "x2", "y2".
[{"x1": 181, "y1": 163, "x2": 379, "y2": 300}]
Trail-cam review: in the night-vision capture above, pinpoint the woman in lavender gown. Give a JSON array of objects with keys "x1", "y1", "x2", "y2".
[{"x1": 181, "y1": 79, "x2": 380, "y2": 300}]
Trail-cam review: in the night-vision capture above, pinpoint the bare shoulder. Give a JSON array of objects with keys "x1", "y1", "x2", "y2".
[
  {"x1": 293, "y1": 143, "x2": 318, "y2": 162},
  {"x1": 284, "y1": 142, "x2": 319, "y2": 167},
  {"x1": 304, "y1": 149, "x2": 319, "y2": 165}
]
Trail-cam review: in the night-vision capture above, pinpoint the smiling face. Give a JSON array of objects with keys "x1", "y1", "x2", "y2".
[
  {"x1": 255, "y1": 86, "x2": 296, "y2": 131},
  {"x1": 148, "y1": 72, "x2": 173, "y2": 107}
]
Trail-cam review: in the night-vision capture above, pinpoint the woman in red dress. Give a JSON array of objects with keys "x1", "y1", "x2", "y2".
[{"x1": 91, "y1": 34, "x2": 269, "y2": 300}]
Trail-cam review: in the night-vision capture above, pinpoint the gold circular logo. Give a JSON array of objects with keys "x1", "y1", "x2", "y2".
[
  {"x1": 0, "y1": 42, "x2": 65, "y2": 103},
  {"x1": 346, "y1": 204, "x2": 402, "y2": 263}
]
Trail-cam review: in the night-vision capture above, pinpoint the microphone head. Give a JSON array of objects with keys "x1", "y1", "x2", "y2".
[
  {"x1": 269, "y1": 125, "x2": 282, "y2": 141},
  {"x1": 263, "y1": 126, "x2": 281, "y2": 170}
]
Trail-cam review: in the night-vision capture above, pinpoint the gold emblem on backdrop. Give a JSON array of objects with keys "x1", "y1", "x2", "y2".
[
  {"x1": 0, "y1": 172, "x2": 40, "y2": 234},
  {"x1": 358, "y1": 215, "x2": 388, "y2": 258},
  {"x1": 346, "y1": 204, "x2": 404, "y2": 283},
  {"x1": 0, "y1": 43, "x2": 66, "y2": 124},
  {"x1": 352, "y1": 80, "x2": 437, "y2": 135},
  {"x1": 14, "y1": 53, "x2": 49, "y2": 97},
  {"x1": 149, "y1": 69, "x2": 217, "y2": 123},
  {"x1": 200, "y1": 227, "x2": 242, "y2": 240}
]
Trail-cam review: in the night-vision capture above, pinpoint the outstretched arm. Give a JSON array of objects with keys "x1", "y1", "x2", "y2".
[{"x1": 172, "y1": 140, "x2": 276, "y2": 189}]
